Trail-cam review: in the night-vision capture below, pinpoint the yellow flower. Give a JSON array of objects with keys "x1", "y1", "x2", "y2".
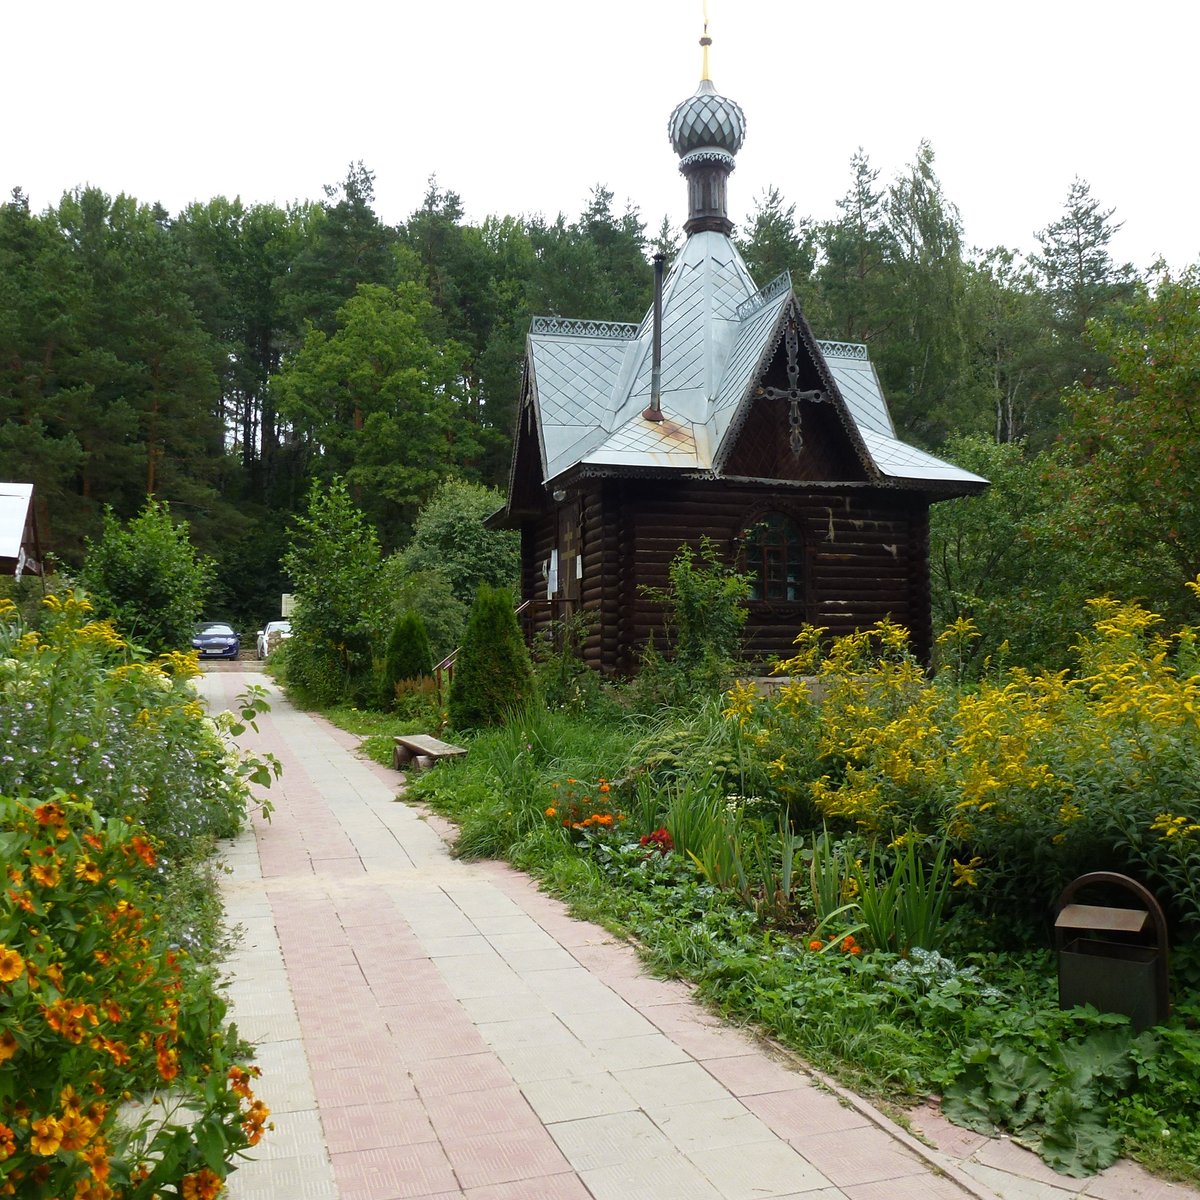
[
  {"x1": 936, "y1": 615, "x2": 980, "y2": 646},
  {"x1": 952, "y1": 857, "x2": 983, "y2": 888},
  {"x1": 1151, "y1": 812, "x2": 1200, "y2": 840},
  {"x1": 0, "y1": 947, "x2": 25, "y2": 982},
  {"x1": 75, "y1": 859, "x2": 104, "y2": 884}
]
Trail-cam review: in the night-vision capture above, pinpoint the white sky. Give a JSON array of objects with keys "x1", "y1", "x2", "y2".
[{"x1": 5, "y1": 0, "x2": 1197, "y2": 274}]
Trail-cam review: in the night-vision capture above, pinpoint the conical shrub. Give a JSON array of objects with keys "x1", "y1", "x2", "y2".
[
  {"x1": 448, "y1": 585, "x2": 534, "y2": 729},
  {"x1": 381, "y1": 609, "x2": 433, "y2": 706}
]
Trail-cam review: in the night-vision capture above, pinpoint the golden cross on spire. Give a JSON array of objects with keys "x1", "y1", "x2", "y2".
[{"x1": 700, "y1": 0, "x2": 712, "y2": 81}]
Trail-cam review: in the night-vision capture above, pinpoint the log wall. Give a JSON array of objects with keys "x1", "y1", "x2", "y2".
[{"x1": 518, "y1": 477, "x2": 934, "y2": 674}]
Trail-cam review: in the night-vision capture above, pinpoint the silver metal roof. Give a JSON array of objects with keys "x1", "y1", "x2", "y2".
[
  {"x1": 0, "y1": 483, "x2": 34, "y2": 559},
  {"x1": 522, "y1": 234, "x2": 985, "y2": 492}
]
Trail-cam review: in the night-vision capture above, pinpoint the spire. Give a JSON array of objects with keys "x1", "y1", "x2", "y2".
[{"x1": 667, "y1": 9, "x2": 745, "y2": 236}]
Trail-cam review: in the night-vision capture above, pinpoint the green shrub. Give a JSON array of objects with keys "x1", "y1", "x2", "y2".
[
  {"x1": 79, "y1": 498, "x2": 214, "y2": 654},
  {"x1": 381, "y1": 608, "x2": 433, "y2": 706},
  {"x1": 531, "y1": 611, "x2": 614, "y2": 716},
  {"x1": 401, "y1": 479, "x2": 519, "y2": 604},
  {"x1": 381, "y1": 563, "x2": 466, "y2": 664},
  {"x1": 282, "y1": 479, "x2": 384, "y2": 706},
  {"x1": 768, "y1": 595, "x2": 1200, "y2": 933},
  {"x1": 448, "y1": 584, "x2": 534, "y2": 730},
  {"x1": 639, "y1": 537, "x2": 751, "y2": 700},
  {"x1": 0, "y1": 794, "x2": 269, "y2": 1200},
  {"x1": 0, "y1": 592, "x2": 278, "y2": 858}
]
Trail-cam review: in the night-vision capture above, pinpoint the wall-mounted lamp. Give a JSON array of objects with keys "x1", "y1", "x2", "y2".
[{"x1": 551, "y1": 489, "x2": 567, "y2": 503}]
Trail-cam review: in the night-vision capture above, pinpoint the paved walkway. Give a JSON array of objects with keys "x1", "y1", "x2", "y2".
[{"x1": 199, "y1": 668, "x2": 1197, "y2": 1200}]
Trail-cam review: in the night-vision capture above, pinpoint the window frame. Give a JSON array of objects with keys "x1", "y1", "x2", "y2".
[{"x1": 737, "y1": 508, "x2": 809, "y2": 609}]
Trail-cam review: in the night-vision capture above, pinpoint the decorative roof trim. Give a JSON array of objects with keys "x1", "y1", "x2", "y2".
[
  {"x1": 735, "y1": 271, "x2": 792, "y2": 320},
  {"x1": 678, "y1": 148, "x2": 736, "y2": 170},
  {"x1": 815, "y1": 339, "x2": 869, "y2": 361},
  {"x1": 529, "y1": 315, "x2": 640, "y2": 341}
]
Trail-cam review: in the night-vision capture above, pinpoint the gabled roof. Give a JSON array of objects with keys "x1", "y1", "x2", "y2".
[{"x1": 514, "y1": 233, "x2": 985, "y2": 501}]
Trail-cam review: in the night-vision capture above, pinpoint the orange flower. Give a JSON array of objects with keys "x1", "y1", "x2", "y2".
[
  {"x1": 33, "y1": 802, "x2": 66, "y2": 827},
  {"x1": 0, "y1": 946, "x2": 24, "y2": 983},
  {"x1": 0, "y1": 1030, "x2": 18, "y2": 1062},
  {"x1": 83, "y1": 1141, "x2": 112, "y2": 1180},
  {"x1": 181, "y1": 1167, "x2": 224, "y2": 1199},
  {"x1": 129, "y1": 837, "x2": 156, "y2": 868},
  {"x1": 95, "y1": 1036, "x2": 130, "y2": 1066},
  {"x1": 241, "y1": 1099, "x2": 271, "y2": 1146},
  {"x1": 808, "y1": 940, "x2": 823, "y2": 951},
  {"x1": 156, "y1": 1040, "x2": 179, "y2": 1082},
  {"x1": 30, "y1": 1116, "x2": 64, "y2": 1156},
  {"x1": 545, "y1": 807, "x2": 556, "y2": 818},
  {"x1": 599, "y1": 782, "x2": 611, "y2": 794},
  {"x1": 30, "y1": 862, "x2": 61, "y2": 888},
  {"x1": 0, "y1": 1123, "x2": 14, "y2": 1160},
  {"x1": 228, "y1": 1065, "x2": 259, "y2": 1099}
]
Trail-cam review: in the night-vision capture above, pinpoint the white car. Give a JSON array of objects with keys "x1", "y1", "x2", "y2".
[{"x1": 256, "y1": 620, "x2": 292, "y2": 659}]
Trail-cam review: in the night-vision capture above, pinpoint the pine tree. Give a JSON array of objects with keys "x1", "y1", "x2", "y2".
[{"x1": 448, "y1": 585, "x2": 534, "y2": 730}]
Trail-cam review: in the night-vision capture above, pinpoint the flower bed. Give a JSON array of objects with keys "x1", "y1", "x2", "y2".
[{"x1": 1, "y1": 593, "x2": 279, "y2": 1197}]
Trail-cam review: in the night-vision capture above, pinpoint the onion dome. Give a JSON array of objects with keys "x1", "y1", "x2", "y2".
[{"x1": 668, "y1": 78, "x2": 746, "y2": 167}]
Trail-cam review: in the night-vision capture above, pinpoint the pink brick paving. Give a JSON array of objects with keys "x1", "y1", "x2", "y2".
[{"x1": 206, "y1": 666, "x2": 1200, "y2": 1200}]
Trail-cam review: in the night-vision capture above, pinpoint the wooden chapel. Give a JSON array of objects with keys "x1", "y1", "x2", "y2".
[{"x1": 490, "y1": 42, "x2": 986, "y2": 674}]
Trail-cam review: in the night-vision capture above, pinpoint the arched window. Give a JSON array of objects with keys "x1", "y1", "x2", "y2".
[{"x1": 742, "y1": 512, "x2": 804, "y2": 602}]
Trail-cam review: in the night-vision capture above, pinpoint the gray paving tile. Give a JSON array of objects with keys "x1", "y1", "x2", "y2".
[
  {"x1": 580, "y1": 1155, "x2": 725, "y2": 1200},
  {"x1": 548, "y1": 1110, "x2": 674, "y2": 1171},
  {"x1": 613, "y1": 1060, "x2": 734, "y2": 1111},
  {"x1": 651, "y1": 1096, "x2": 780, "y2": 1153},
  {"x1": 521, "y1": 1072, "x2": 638, "y2": 1123},
  {"x1": 689, "y1": 1138, "x2": 834, "y2": 1198}
]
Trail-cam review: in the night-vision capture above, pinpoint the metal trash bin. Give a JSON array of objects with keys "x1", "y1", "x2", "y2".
[{"x1": 1053, "y1": 871, "x2": 1170, "y2": 1032}]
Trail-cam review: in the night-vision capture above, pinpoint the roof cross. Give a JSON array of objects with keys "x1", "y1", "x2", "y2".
[{"x1": 756, "y1": 315, "x2": 826, "y2": 455}]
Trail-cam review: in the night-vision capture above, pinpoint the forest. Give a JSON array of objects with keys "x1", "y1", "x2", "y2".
[{"x1": 2, "y1": 145, "x2": 1197, "y2": 662}]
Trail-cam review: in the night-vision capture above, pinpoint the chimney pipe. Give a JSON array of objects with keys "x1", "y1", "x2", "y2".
[{"x1": 642, "y1": 252, "x2": 666, "y2": 422}]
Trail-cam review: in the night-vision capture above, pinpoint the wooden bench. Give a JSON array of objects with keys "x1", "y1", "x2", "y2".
[{"x1": 392, "y1": 733, "x2": 467, "y2": 772}]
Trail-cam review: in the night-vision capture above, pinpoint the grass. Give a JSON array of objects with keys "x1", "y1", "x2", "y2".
[{"x1": 320, "y1": 702, "x2": 440, "y2": 766}]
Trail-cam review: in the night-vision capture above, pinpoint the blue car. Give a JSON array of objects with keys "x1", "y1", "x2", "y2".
[{"x1": 192, "y1": 622, "x2": 240, "y2": 660}]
